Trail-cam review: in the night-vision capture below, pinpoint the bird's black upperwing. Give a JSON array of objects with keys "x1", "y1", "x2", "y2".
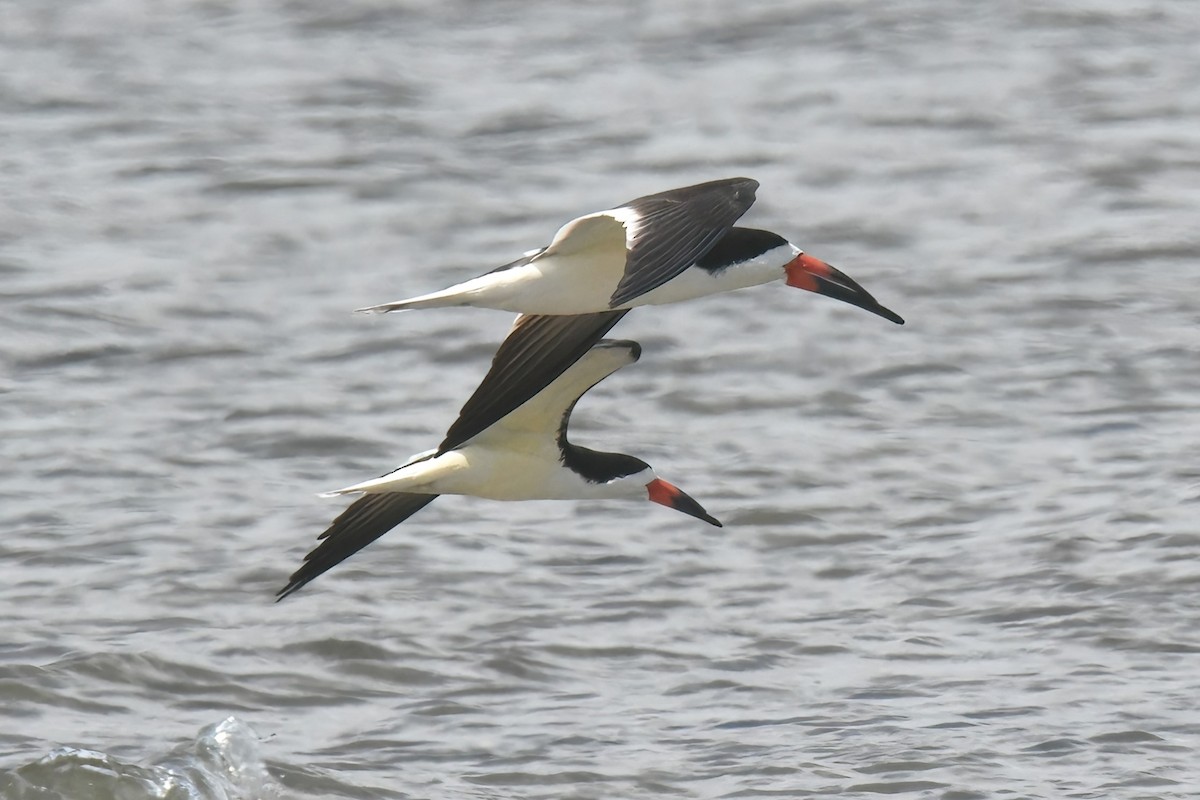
[
  {"x1": 276, "y1": 492, "x2": 439, "y2": 600},
  {"x1": 608, "y1": 177, "x2": 758, "y2": 308},
  {"x1": 437, "y1": 310, "x2": 629, "y2": 454}
]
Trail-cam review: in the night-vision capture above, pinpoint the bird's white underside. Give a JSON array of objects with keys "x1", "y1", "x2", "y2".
[
  {"x1": 364, "y1": 215, "x2": 797, "y2": 315},
  {"x1": 326, "y1": 445, "x2": 652, "y2": 501}
]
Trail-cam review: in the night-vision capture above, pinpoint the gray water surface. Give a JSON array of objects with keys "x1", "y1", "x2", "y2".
[{"x1": 2, "y1": 1, "x2": 1199, "y2": 798}]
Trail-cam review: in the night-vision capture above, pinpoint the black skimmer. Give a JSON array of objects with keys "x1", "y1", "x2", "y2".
[
  {"x1": 353, "y1": 179, "x2": 904, "y2": 459},
  {"x1": 277, "y1": 338, "x2": 719, "y2": 600},
  {"x1": 359, "y1": 177, "x2": 904, "y2": 325}
]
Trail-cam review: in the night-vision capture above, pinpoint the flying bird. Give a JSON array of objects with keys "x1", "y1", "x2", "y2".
[
  {"x1": 359, "y1": 177, "x2": 904, "y2": 324},
  {"x1": 277, "y1": 337, "x2": 719, "y2": 600},
  {"x1": 352, "y1": 178, "x2": 904, "y2": 455}
]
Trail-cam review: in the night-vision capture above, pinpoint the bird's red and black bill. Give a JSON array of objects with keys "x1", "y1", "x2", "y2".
[
  {"x1": 784, "y1": 253, "x2": 905, "y2": 325},
  {"x1": 646, "y1": 478, "x2": 723, "y2": 527}
]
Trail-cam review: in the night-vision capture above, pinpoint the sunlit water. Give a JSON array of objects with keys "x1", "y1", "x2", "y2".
[{"x1": 2, "y1": 1, "x2": 1199, "y2": 798}]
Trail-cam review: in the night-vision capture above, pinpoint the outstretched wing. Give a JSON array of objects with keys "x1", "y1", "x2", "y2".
[
  {"x1": 276, "y1": 492, "x2": 439, "y2": 600},
  {"x1": 437, "y1": 310, "x2": 629, "y2": 453},
  {"x1": 473, "y1": 338, "x2": 641, "y2": 444},
  {"x1": 607, "y1": 177, "x2": 758, "y2": 307},
  {"x1": 278, "y1": 311, "x2": 630, "y2": 599}
]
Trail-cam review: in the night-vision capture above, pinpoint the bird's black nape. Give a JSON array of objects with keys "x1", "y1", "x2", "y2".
[{"x1": 694, "y1": 228, "x2": 789, "y2": 273}]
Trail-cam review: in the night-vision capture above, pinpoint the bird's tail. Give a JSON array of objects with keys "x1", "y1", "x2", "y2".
[
  {"x1": 355, "y1": 287, "x2": 468, "y2": 313},
  {"x1": 318, "y1": 473, "x2": 400, "y2": 496}
]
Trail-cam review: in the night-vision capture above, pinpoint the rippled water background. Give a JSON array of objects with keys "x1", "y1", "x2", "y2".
[{"x1": 3, "y1": 1, "x2": 1199, "y2": 798}]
